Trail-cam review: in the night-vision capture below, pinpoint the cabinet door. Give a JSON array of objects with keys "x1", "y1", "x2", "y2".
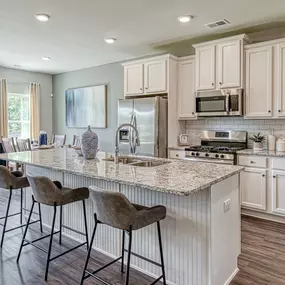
[
  {"x1": 276, "y1": 43, "x2": 285, "y2": 117},
  {"x1": 217, "y1": 40, "x2": 241, "y2": 88},
  {"x1": 177, "y1": 59, "x2": 196, "y2": 119},
  {"x1": 195, "y1": 45, "x2": 216, "y2": 90},
  {"x1": 169, "y1": 150, "x2": 185, "y2": 159},
  {"x1": 240, "y1": 167, "x2": 266, "y2": 211},
  {"x1": 144, "y1": 59, "x2": 167, "y2": 94},
  {"x1": 245, "y1": 46, "x2": 273, "y2": 118},
  {"x1": 124, "y1": 64, "x2": 144, "y2": 96},
  {"x1": 272, "y1": 170, "x2": 285, "y2": 215}
]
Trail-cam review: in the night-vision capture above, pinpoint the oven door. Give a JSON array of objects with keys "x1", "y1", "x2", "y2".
[{"x1": 196, "y1": 95, "x2": 229, "y2": 117}]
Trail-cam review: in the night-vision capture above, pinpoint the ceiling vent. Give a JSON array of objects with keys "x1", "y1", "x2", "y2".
[{"x1": 204, "y1": 19, "x2": 230, "y2": 29}]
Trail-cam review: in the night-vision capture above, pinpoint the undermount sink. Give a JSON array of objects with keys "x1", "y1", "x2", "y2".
[{"x1": 103, "y1": 156, "x2": 170, "y2": 167}]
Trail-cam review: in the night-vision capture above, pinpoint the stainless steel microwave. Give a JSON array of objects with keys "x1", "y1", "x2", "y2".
[{"x1": 196, "y1": 88, "x2": 243, "y2": 117}]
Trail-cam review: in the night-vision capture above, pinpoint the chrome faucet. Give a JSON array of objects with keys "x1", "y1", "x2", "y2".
[{"x1": 115, "y1": 123, "x2": 140, "y2": 163}]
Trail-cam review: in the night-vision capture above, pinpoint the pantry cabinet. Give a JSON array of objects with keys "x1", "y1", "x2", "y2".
[
  {"x1": 245, "y1": 45, "x2": 273, "y2": 118},
  {"x1": 193, "y1": 35, "x2": 251, "y2": 91},
  {"x1": 240, "y1": 167, "x2": 267, "y2": 211},
  {"x1": 177, "y1": 57, "x2": 196, "y2": 120},
  {"x1": 122, "y1": 55, "x2": 174, "y2": 97},
  {"x1": 272, "y1": 170, "x2": 285, "y2": 215}
]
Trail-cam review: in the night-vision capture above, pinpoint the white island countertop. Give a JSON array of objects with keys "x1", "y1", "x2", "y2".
[{"x1": 0, "y1": 148, "x2": 244, "y2": 196}]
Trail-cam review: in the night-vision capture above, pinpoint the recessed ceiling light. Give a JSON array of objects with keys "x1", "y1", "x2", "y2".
[
  {"x1": 35, "y1": 13, "x2": 50, "y2": 22},
  {"x1": 104, "y1": 38, "x2": 116, "y2": 44},
  {"x1": 178, "y1": 15, "x2": 193, "y2": 23},
  {"x1": 42, "y1": 56, "x2": 51, "y2": 61}
]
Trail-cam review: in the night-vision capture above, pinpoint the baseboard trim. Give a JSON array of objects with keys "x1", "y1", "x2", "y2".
[
  {"x1": 242, "y1": 209, "x2": 285, "y2": 224},
  {"x1": 224, "y1": 268, "x2": 239, "y2": 285}
]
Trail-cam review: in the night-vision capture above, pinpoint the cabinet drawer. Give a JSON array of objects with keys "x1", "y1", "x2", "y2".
[
  {"x1": 272, "y1": 158, "x2": 285, "y2": 170},
  {"x1": 169, "y1": 150, "x2": 185, "y2": 159},
  {"x1": 238, "y1": 155, "x2": 267, "y2": 168}
]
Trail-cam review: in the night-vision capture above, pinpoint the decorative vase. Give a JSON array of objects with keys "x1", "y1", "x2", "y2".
[
  {"x1": 253, "y1": 142, "x2": 263, "y2": 151},
  {"x1": 81, "y1": 126, "x2": 98, "y2": 159}
]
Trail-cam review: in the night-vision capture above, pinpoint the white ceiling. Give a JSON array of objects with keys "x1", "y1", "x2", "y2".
[{"x1": 0, "y1": 0, "x2": 285, "y2": 74}]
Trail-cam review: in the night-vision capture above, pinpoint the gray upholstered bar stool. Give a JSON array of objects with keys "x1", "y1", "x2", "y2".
[
  {"x1": 0, "y1": 166, "x2": 43, "y2": 247},
  {"x1": 17, "y1": 175, "x2": 90, "y2": 281},
  {"x1": 80, "y1": 186, "x2": 167, "y2": 285}
]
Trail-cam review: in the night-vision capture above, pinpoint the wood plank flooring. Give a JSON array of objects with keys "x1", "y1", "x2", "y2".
[{"x1": 1, "y1": 189, "x2": 285, "y2": 285}]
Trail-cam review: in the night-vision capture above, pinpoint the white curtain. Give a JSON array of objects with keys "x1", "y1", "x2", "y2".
[
  {"x1": 0, "y1": 79, "x2": 8, "y2": 137},
  {"x1": 29, "y1": 83, "x2": 40, "y2": 140}
]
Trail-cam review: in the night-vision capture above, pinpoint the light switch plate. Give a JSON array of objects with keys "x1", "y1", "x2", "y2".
[{"x1": 224, "y1": 198, "x2": 231, "y2": 212}]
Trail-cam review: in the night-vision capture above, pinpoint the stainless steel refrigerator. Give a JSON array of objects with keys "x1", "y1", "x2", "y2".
[{"x1": 117, "y1": 97, "x2": 168, "y2": 158}]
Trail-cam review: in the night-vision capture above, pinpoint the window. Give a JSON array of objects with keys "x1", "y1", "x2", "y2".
[{"x1": 7, "y1": 91, "x2": 30, "y2": 138}]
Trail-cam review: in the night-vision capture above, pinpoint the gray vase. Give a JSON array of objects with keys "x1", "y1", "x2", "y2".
[{"x1": 81, "y1": 126, "x2": 98, "y2": 159}]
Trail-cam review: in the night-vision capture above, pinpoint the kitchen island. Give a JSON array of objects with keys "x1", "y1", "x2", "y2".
[{"x1": 0, "y1": 149, "x2": 244, "y2": 285}]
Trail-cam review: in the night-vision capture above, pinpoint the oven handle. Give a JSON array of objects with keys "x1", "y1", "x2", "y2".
[{"x1": 184, "y1": 157, "x2": 234, "y2": 165}]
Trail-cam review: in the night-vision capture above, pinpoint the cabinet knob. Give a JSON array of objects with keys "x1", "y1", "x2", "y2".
[
  {"x1": 219, "y1": 82, "x2": 222, "y2": 85},
  {"x1": 268, "y1": 110, "x2": 271, "y2": 113},
  {"x1": 212, "y1": 83, "x2": 214, "y2": 86},
  {"x1": 262, "y1": 174, "x2": 265, "y2": 177},
  {"x1": 145, "y1": 87, "x2": 148, "y2": 90},
  {"x1": 176, "y1": 154, "x2": 179, "y2": 157},
  {"x1": 250, "y1": 161, "x2": 255, "y2": 164},
  {"x1": 278, "y1": 110, "x2": 281, "y2": 113},
  {"x1": 273, "y1": 175, "x2": 276, "y2": 178},
  {"x1": 192, "y1": 112, "x2": 195, "y2": 115},
  {"x1": 140, "y1": 88, "x2": 142, "y2": 91}
]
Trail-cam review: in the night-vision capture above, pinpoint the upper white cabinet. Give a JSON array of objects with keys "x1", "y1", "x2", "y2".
[
  {"x1": 217, "y1": 40, "x2": 241, "y2": 88},
  {"x1": 245, "y1": 45, "x2": 273, "y2": 118},
  {"x1": 195, "y1": 45, "x2": 215, "y2": 90},
  {"x1": 193, "y1": 35, "x2": 251, "y2": 91},
  {"x1": 122, "y1": 55, "x2": 175, "y2": 97},
  {"x1": 144, "y1": 59, "x2": 167, "y2": 94},
  {"x1": 177, "y1": 57, "x2": 196, "y2": 120},
  {"x1": 276, "y1": 43, "x2": 285, "y2": 117},
  {"x1": 124, "y1": 64, "x2": 144, "y2": 96}
]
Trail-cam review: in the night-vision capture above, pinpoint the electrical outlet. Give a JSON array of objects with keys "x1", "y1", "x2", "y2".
[{"x1": 224, "y1": 199, "x2": 231, "y2": 212}]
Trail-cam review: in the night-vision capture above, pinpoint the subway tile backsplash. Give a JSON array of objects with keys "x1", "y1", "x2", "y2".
[{"x1": 185, "y1": 118, "x2": 285, "y2": 148}]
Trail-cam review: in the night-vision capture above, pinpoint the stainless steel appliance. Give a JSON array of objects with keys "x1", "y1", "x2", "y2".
[
  {"x1": 185, "y1": 130, "x2": 247, "y2": 165},
  {"x1": 196, "y1": 88, "x2": 243, "y2": 117},
  {"x1": 117, "y1": 97, "x2": 168, "y2": 157}
]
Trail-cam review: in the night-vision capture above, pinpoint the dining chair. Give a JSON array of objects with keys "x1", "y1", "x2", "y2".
[
  {"x1": 16, "y1": 138, "x2": 32, "y2": 152},
  {"x1": 1, "y1": 137, "x2": 19, "y2": 170},
  {"x1": 72, "y1": 135, "x2": 81, "y2": 147},
  {"x1": 52, "y1": 134, "x2": 66, "y2": 147}
]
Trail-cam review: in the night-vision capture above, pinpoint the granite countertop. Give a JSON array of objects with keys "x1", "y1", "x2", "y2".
[
  {"x1": 0, "y1": 149, "x2": 244, "y2": 196},
  {"x1": 237, "y1": 149, "x2": 285, "y2": 158}
]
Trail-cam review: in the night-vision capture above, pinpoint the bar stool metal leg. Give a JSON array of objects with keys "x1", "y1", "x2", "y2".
[
  {"x1": 82, "y1": 200, "x2": 89, "y2": 250},
  {"x1": 17, "y1": 198, "x2": 35, "y2": 262},
  {"x1": 38, "y1": 203, "x2": 43, "y2": 233},
  {"x1": 0, "y1": 189, "x2": 12, "y2": 248},
  {"x1": 125, "y1": 226, "x2": 132, "y2": 285},
  {"x1": 80, "y1": 214, "x2": 98, "y2": 285},
  {"x1": 59, "y1": 205, "x2": 63, "y2": 244},
  {"x1": 45, "y1": 203, "x2": 57, "y2": 281},
  {"x1": 20, "y1": 188, "x2": 23, "y2": 224},
  {"x1": 157, "y1": 221, "x2": 167, "y2": 285},
  {"x1": 121, "y1": 230, "x2": 125, "y2": 273}
]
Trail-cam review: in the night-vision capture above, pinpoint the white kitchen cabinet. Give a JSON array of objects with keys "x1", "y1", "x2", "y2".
[
  {"x1": 122, "y1": 55, "x2": 175, "y2": 97},
  {"x1": 177, "y1": 57, "x2": 196, "y2": 120},
  {"x1": 168, "y1": 149, "x2": 185, "y2": 159},
  {"x1": 124, "y1": 63, "x2": 144, "y2": 96},
  {"x1": 144, "y1": 59, "x2": 167, "y2": 94},
  {"x1": 276, "y1": 43, "x2": 285, "y2": 117},
  {"x1": 240, "y1": 167, "x2": 267, "y2": 211},
  {"x1": 195, "y1": 45, "x2": 216, "y2": 90},
  {"x1": 217, "y1": 40, "x2": 241, "y2": 88},
  {"x1": 245, "y1": 45, "x2": 273, "y2": 118},
  {"x1": 193, "y1": 35, "x2": 250, "y2": 91},
  {"x1": 272, "y1": 170, "x2": 285, "y2": 215}
]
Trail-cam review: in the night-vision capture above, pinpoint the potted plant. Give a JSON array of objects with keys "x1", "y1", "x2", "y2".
[{"x1": 249, "y1": 132, "x2": 265, "y2": 150}]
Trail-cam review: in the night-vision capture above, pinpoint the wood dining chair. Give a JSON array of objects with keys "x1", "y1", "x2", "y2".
[
  {"x1": 16, "y1": 138, "x2": 32, "y2": 152},
  {"x1": 72, "y1": 135, "x2": 81, "y2": 147},
  {"x1": 52, "y1": 134, "x2": 66, "y2": 147},
  {"x1": 0, "y1": 137, "x2": 19, "y2": 170}
]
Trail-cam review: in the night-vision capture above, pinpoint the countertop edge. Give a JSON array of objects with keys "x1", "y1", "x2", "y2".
[{"x1": 237, "y1": 149, "x2": 285, "y2": 158}]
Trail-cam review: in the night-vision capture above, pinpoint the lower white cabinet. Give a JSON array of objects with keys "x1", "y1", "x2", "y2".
[
  {"x1": 168, "y1": 149, "x2": 185, "y2": 159},
  {"x1": 240, "y1": 167, "x2": 267, "y2": 211},
  {"x1": 272, "y1": 170, "x2": 285, "y2": 215}
]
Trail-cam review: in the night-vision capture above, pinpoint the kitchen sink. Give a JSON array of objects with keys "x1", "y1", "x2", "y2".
[
  {"x1": 102, "y1": 156, "x2": 139, "y2": 164},
  {"x1": 128, "y1": 160, "x2": 170, "y2": 167}
]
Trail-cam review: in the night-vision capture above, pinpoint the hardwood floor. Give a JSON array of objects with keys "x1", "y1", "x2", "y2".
[{"x1": 1, "y1": 189, "x2": 285, "y2": 285}]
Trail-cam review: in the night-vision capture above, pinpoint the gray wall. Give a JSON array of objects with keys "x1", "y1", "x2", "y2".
[
  {"x1": 0, "y1": 67, "x2": 53, "y2": 137},
  {"x1": 52, "y1": 62, "x2": 124, "y2": 152}
]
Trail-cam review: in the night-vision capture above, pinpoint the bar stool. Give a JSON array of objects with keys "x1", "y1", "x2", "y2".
[
  {"x1": 0, "y1": 166, "x2": 43, "y2": 247},
  {"x1": 80, "y1": 186, "x2": 167, "y2": 285},
  {"x1": 17, "y1": 175, "x2": 90, "y2": 281}
]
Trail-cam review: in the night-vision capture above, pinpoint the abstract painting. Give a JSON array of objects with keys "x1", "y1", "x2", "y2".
[{"x1": 66, "y1": 84, "x2": 107, "y2": 128}]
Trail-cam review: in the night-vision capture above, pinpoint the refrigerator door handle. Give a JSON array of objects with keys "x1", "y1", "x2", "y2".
[
  {"x1": 132, "y1": 114, "x2": 138, "y2": 153},
  {"x1": 129, "y1": 113, "x2": 134, "y2": 153}
]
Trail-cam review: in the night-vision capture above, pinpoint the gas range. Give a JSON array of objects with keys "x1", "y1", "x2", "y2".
[{"x1": 185, "y1": 130, "x2": 247, "y2": 165}]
